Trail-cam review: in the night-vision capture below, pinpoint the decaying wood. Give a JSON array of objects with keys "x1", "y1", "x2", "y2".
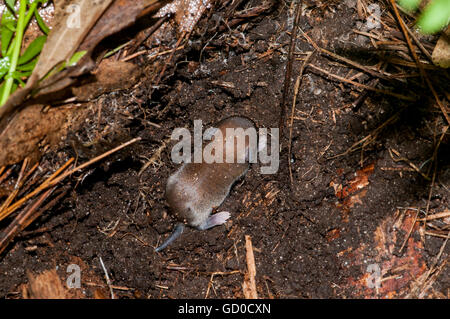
[{"x1": 242, "y1": 235, "x2": 258, "y2": 299}]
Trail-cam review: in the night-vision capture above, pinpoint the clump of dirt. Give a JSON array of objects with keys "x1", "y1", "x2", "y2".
[{"x1": 0, "y1": 1, "x2": 448, "y2": 298}]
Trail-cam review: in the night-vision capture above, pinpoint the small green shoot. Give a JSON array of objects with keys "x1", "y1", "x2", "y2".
[
  {"x1": 398, "y1": 0, "x2": 450, "y2": 34},
  {"x1": 398, "y1": 0, "x2": 422, "y2": 11},
  {"x1": 0, "y1": 0, "x2": 50, "y2": 106},
  {"x1": 42, "y1": 50, "x2": 88, "y2": 81},
  {"x1": 0, "y1": 1, "x2": 88, "y2": 107}
]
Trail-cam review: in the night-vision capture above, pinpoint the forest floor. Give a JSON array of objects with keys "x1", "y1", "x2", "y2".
[{"x1": 0, "y1": 0, "x2": 448, "y2": 298}]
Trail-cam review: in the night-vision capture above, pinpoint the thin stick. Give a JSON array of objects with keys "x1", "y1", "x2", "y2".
[
  {"x1": 121, "y1": 50, "x2": 147, "y2": 62},
  {"x1": 280, "y1": 0, "x2": 302, "y2": 132},
  {"x1": 299, "y1": 29, "x2": 394, "y2": 82},
  {"x1": 18, "y1": 161, "x2": 40, "y2": 195},
  {"x1": 150, "y1": 45, "x2": 185, "y2": 60},
  {"x1": 22, "y1": 187, "x2": 69, "y2": 230},
  {"x1": 399, "y1": 208, "x2": 420, "y2": 254},
  {"x1": 48, "y1": 137, "x2": 141, "y2": 187},
  {"x1": 0, "y1": 166, "x2": 15, "y2": 184},
  {"x1": 0, "y1": 158, "x2": 74, "y2": 222},
  {"x1": 308, "y1": 64, "x2": 415, "y2": 101},
  {"x1": 388, "y1": 148, "x2": 431, "y2": 180},
  {"x1": 418, "y1": 210, "x2": 450, "y2": 221},
  {"x1": 385, "y1": 57, "x2": 439, "y2": 69},
  {"x1": 242, "y1": 235, "x2": 258, "y2": 299},
  {"x1": 0, "y1": 158, "x2": 29, "y2": 215},
  {"x1": 425, "y1": 231, "x2": 450, "y2": 239},
  {"x1": 139, "y1": 137, "x2": 170, "y2": 175},
  {"x1": 128, "y1": 14, "x2": 169, "y2": 55},
  {"x1": 150, "y1": 32, "x2": 187, "y2": 97},
  {"x1": 402, "y1": 20, "x2": 433, "y2": 62},
  {"x1": 0, "y1": 186, "x2": 56, "y2": 255},
  {"x1": 328, "y1": 111, "x2": 401, "y2": 159},
  {"x1": 288, "y1": 51, "x2": 313, "y2": 186},
  {"x1": 44, "y1": 157, "x2": 75, "y2": 186},
  {"x1": 422, "y1": 126, "x2": 448, "y2": 241},
  {"x1": 388, "y1": 0, "x2": 450, "y2": 125},
  {"x1": 418, "y1": 231, "x2": 449, "y2": 297},
  {"x1": 99, "y1": 256, "x2": 115, "y2": 299},
  {"x1": 16, "y1": 158, "x2": 29, "y2": 189},
  {"x1": 1, "y1": 137, "x2": 140, "y2": 221},
  {"x1": 205, "y1": 270, "x2": 241, "y2": 298},
  {"x1": 205, "y1": 273, "x2": 215, "y2": 298},
  {"x1": 388, "y1": 0, "x2": 426, "y2": 74}
]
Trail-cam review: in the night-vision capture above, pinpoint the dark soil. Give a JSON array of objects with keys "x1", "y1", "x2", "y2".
[{"x1": 0, "y1": 1, "x2": 448, "y2": 298}]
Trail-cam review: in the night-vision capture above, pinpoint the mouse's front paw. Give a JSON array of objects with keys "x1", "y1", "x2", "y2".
[
  {"x1": 200, "y1": 211, "x2": 231, "y2": 230},
  {"x1": 213, "y1": 211, "x2": 230, "y2": 225}
]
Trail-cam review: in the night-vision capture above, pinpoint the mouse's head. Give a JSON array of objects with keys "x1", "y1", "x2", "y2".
[{"x1": 205, "y1": 116, "x2": 258, "y2": 164}]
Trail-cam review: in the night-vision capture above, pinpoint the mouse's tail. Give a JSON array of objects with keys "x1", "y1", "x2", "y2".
[{"x1": 154, "y1": 223, "x2": 185, "y2": 252}]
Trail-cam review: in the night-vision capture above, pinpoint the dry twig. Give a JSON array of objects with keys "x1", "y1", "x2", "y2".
[
  {"x1": 280, "y1": 0, "x2": 302, "y2": 134},
  {"x1": 0, "y1": 137, "x2": 141, "y2": 255},
  {"x1": 288, "y1": 51, "x2": 313, "y2": 185},
  {"x1": 99, "y1": 256, "x2": 114, "y2": 299},
  {"x1": 422, "y1": 126, "x2": 449, "y2": 241},
  {"x1": 308, "y1": 64, "x2": 415, "y2": 101},
  {"x1": 388, "y1": 0, "x2": 450, "y2": 125},
  {"x1": 242, "y1": 235, "x2": 258, "y2": 299}
]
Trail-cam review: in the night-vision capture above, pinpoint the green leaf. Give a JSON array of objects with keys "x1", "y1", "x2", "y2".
[
  {"x1": 12, "y1": 70, "x2": 30, "y2": 81},
  {"x1": 43, "y1": 50, "x2": 88, "y2": 81},
  {"x1": 397, "y1": 0, "x2": 422, "y2": 11},
  {"x1": 1, "y1": 8, "x2": 16, "y2": 56},
  {"x1": 4, "y1": 21, "x2": 16, "y2": 32},
  {"x1": 67, "y1": 50, "x2": 87, "y2": 66},
  {"x1": 5, "y1": 0, "x2": 17, "y2": 12},
  {"x1": 34, "y1": 7, "x2": 50, "y2": 35},
  {"x1": 17, "y1": 35, "x2": 46, "y2": 65},
  {"x1": 417, "y1": 0, "x2": 450, "y2": 34},
  {"x1": 0, "y1": 56, "x2": 11, "y2": 79},
  {"x1": 16, "y1": 56, "x2": 37, "y2": 71}
]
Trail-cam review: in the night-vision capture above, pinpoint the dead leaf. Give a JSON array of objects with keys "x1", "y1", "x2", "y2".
[
  {"x1": 23, "y1": 269, "x2": 68, "y2": 299},
  {"x1": 330, "y1": 163, "x2": 375, "y2": 221},
  {"x1": 0, "y1": 0, "x2": 166, "y2": 132},
  {"x1": 33, "y1": 0, "x2": 114, "y2": 80},
  {"x1": 432, "y1": 26, "x2": 450, "y2": 68},
  {"x1": 0, "y1": 0, "x2": 168, "y2": 166}
]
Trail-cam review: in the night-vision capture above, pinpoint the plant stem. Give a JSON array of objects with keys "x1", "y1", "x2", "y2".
[
  {"x1": 5, "y1": 1, "x2": 42, "y2": 58},
  {"x1": 0, "y1": 0, "x2": 27, "y2": 106},
  {"x1": 24, "y1": 1, "x2": 40, "y2": 32}
]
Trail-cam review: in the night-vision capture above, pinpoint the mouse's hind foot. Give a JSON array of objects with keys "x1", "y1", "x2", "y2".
[{"x1": 198, "y1": 211, "x2": 230, "y2": 230}]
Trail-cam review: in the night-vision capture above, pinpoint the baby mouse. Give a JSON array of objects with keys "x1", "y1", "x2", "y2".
[{"x1": 155, "y1": 116, "x2": 262, "y2": 252}]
